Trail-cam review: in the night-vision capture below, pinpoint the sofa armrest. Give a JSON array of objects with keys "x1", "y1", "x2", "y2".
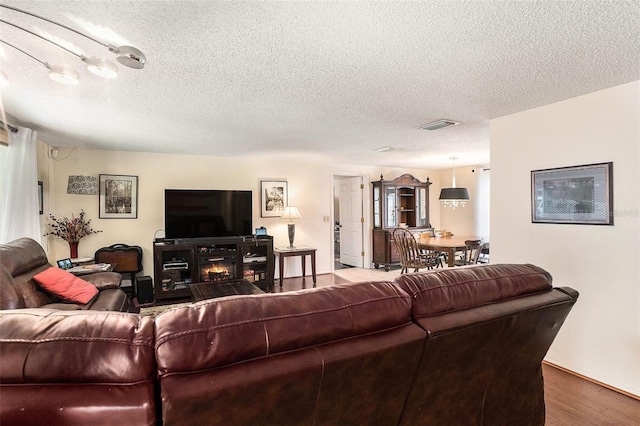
[
  {"x1": 81, "y1": 272, "x2": 122, "y2": 290},
  {"x1": 555, "y1": 286, "x2": 579, "y2": 300}
]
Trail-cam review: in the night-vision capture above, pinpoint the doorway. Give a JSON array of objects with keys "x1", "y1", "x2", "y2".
[{"x1": 332, "y1": 175, "x2": 365, "y2": 270}]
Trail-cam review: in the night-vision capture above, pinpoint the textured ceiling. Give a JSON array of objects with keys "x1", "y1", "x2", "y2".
[{"x1": 0, "y1": 1, "x2": 638, "y2": 169}]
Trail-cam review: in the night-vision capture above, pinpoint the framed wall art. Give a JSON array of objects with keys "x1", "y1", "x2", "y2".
[
  {"x1": 260, "y1": 179, "x2": 287, "y2": 217},
  {"x1": 531, "y1": 162, "x2": 613, "y2": 225},
  {"x1": 99, "y1": 174, "x2": 138, "y2": 219}
]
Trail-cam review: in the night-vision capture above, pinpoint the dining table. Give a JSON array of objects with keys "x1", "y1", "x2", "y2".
[{"x1": 417, "y1": 234, "x2": 483, "y2": 267}]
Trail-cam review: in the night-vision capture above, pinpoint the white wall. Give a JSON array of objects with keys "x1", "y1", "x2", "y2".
[
  {"x1": 42, "y1": 150, "x2": 441, "y2": 278},
  {"x1": 438, "y1": 165, "x2": 481, "y2": 236},
  {"x1": 491, "y1": 81, "x2": 640, "y2": 396}
]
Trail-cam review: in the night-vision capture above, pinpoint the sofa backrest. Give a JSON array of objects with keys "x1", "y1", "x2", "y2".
[
  {"x1": 0, "y1": 309, "x2": 157, "y2": 426},
  {"x1": 155, "y1": 280, "x2": 426, "y2": 425},
  {"x1": 394, "y1": 264, "x2": 579, "y2": 425},
  {"x1": 0, "y1": 265, "x2": 25, "y2": 310},
  {"x1": 0, "y1": 237, "x2": 53, "y2": 308}
]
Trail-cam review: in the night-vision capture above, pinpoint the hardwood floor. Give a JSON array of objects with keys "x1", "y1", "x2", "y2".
[
  {"x1": 278, "y1": 270, "x2": 640, "y2": 426},
  {"x1": 543, "y1": 363, "x2": 640, "y2": 426},
  {"x1": 271, "y1": 272, "x2": 351, "y2": 293}
]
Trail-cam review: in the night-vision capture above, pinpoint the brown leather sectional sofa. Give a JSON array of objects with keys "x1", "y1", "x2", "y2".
[
  {"x1": 0, "y1": 237, "x2": 132, "y2": 312},
  {"x1": 0, "y1": 263, "x2": 578, "y2": 425}
]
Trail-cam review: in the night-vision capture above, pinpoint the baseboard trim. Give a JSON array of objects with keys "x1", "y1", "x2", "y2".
[{"x1": 542, "y1": 360, "x2": 639, "y2": 401}]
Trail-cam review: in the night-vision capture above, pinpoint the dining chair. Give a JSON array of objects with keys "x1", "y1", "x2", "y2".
[
  {"x1": 477, "y1": 242, "x2": 490, "y2": 264},
  {"x1": 454, "y1": 239, "x2": 482, "y2": 266},
  {"x1": 392, "y1": 228, "x2": 441, "y2": 274}
]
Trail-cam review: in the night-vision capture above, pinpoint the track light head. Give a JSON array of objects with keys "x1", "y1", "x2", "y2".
[
  {"x1": 83, "y1": 56, "x2": 118, "y2": 78},
  {"x1": 110, "y1": 45, "x2": 146, "y2": 69},
  {"x1": 0, "y1": 4, "x2": 147, "y2": 82},
  {"x1": 47, "y1": 64, "x2": 80, "y2": 85}
]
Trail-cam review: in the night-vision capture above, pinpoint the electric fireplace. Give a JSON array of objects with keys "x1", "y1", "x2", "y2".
[{"x1": 198, "y1": 256, "x2": 236, "y2": 282}]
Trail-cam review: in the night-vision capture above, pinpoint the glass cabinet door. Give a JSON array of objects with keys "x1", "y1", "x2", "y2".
[
  {"x1": 385, "y1": 187, "x2": 397, "y2": 228},
  {"x1": 415, "y1": 187, "x2": 428, "y2": 227},
  {"x1": 373, "y1": 186, "x2": 381, "y2": 228}
]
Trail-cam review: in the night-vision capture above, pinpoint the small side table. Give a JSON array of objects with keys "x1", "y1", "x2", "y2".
[
  {"x1": 68, "y1": 263, "x2": 116, "y2": 276},
  {"x1": 274, "y1": 246, "x2": 317, "y2": 287}
]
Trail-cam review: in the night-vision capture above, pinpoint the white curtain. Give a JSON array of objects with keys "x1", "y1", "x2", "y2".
[
  {"x1": 474, "y1": 167, "x2": 490, "y2": 241},
  {"x1": 0, "y1": 126, "x2": 40, "y2": 244}
]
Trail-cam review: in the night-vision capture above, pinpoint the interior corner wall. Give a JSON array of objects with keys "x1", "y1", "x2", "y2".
[
  {"x1": 43, "y1": 149, "x2": 436, "y2": 278},
  {"x1": 490, "y1": 80, "x2": 640, "y2": 396}
]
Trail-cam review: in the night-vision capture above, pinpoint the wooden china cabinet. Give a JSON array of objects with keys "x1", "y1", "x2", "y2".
[{"x1": 371, "y1": 174, "x2": 433, "y2": 271}]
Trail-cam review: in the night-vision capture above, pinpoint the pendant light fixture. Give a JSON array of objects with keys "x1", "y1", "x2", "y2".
[{"x1": 439, "y1": 157, "x2": 470, "y2": 209}]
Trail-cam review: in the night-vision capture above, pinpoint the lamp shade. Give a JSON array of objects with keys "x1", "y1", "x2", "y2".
[
  {"x1": 439, "y1": 187, "x2": 470, "y2": 201},
  {"x1": 281, "y1": 206, "x2": 301, "y2": 221},
  {"x1": 67, "y1": 175, "x2": 97, "y2": 195}
]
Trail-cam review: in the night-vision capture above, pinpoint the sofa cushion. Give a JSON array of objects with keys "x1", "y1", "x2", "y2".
[
  {"x1": 0, "y1": 309, "x2": 157, "y2": 425},
  {"x1": 33, "y1": 267, "x2": 99, "y2": 304},
  {"x1": 0, "y1": 237, "x2": 49, "y2": 276},
  {"x1": 11, "y1": 264, "x2": 54, "y2": 308},
  {"x1": 393, "y1": 264, "x2": 553, "y2": 318},
  {"x1": 0, "y1": 265, "x2": 26, "y2": 310},
  {"x1": 155, "y1": 281, "x2": 412, "y2": 375}
]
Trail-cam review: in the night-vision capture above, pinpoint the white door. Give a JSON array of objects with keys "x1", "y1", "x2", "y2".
[{"x1": 338, "y1": 176, "x2": 364, "y2": 267}]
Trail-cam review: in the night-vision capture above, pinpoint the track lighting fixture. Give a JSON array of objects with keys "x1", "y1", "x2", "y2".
[
  {"x1": 0, "y1": 4, "x2": 146, "y2": 84},
  {"x1": 0, "y1": 39, "x2": 79, "y2": 85}
]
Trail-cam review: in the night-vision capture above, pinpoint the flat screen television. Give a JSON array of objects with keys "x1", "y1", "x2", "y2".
[{"x1": 165, "y1": 189, "x2": 252, "y2": 239}]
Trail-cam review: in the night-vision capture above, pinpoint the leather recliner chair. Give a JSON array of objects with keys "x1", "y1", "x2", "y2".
[{"x1": 0, "y1": 237, "x2": 132, "y2": 312}]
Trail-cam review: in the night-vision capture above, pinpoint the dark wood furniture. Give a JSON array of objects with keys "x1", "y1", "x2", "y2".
[
  {"x1": 371, "y1": 174, "x2": 432, "y2": 271},
  {"x1": 274, "y1": 245, "x2": 317, "y2": 287},
  {"x1": 392, "y1": 228, "x2": 441, "y2": 274},
  {"x1": 153, "y1": 235, "x2": 274, "y2": 301},
  {"x1": 454, "y1": 239, "x2": 482, "y2": 266},
  {"x1": 417, "y1": 234, "x2": 482, "y2": 267},
  {"x1": 190, "y1": 279, "x2": 264, "y2": 302}
]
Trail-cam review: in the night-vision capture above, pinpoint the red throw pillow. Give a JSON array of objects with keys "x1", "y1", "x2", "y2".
[{"x1": 33, "y1": 267, "x2": 99, "y2": 304}]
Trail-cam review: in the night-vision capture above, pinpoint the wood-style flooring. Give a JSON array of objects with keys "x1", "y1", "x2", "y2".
[
  {"x1": 278, "y1": 271, "x2": 640, "y2": 426},
  {"x1": 543, "y1": 363, "x2": 639, "y2": 426},
  {"x1": 271, "y1": 272, "x2": 351, "y2": 292}
]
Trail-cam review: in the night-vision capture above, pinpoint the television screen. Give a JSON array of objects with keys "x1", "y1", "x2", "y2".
[{"x1": 165, "y1": 189, "x2": 252, "y2": 239}]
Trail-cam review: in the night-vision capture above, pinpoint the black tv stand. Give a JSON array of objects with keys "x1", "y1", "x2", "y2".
[{"x1": 153, "y1": 235, "x2": 274, "y2": 301}]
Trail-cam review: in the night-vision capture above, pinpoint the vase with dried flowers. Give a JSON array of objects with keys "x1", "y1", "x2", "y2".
[{"x1": 45, "y1": 210, "x2": 102, "y2": 258}]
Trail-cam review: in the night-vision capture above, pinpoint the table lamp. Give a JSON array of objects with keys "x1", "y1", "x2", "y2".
[{"x1": 281, "y1": 206, "x2": 301, "y2": 248}]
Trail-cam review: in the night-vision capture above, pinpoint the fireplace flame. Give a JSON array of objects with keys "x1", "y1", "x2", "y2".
[{"x1": 201, "y1": 265, "x2": 231, "y2": 282}]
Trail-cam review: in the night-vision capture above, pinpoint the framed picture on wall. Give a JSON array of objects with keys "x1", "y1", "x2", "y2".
[
  {"x1": 531, "y1": 162, "x2": 613, "y2": 225},
  {"x1": 260, "y1": 179, "x2": 287, "y2": 217},
  {"x1": 99, "y1": 174, "x2": 138, "y2": 219}
]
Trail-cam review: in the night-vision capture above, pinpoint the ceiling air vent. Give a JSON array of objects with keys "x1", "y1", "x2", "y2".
[{"x1": 419, "y1": 119, "x2": 460, "y2": 131}]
